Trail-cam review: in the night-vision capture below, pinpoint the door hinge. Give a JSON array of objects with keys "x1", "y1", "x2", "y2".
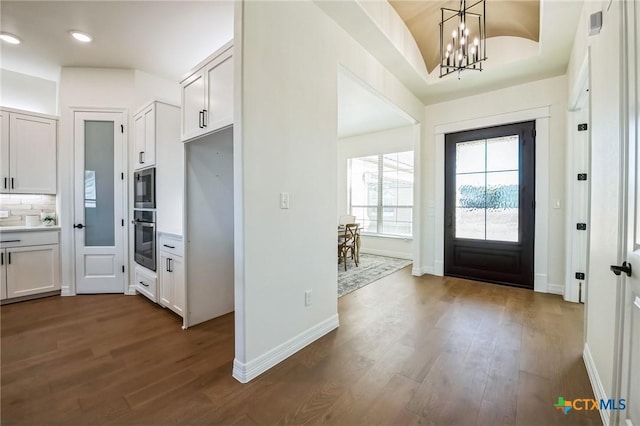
[
  {"x1": 575, "y1": 272, "x2": 585, "y2": 280},
  {"x1": 122, "y1": 265, "x2": 125, "y2": 273},
  {"x1": 578, "y1": 123, "x2": 588, "y2": 131},
  {"x1": 121, "y1": 124, "x2": 124, "y2": 133},
  {"x1": 576, "y1": 223, "x2": 587, "y2": 230},
  {"x1": 577, "y1": 173, "x2": 588, "y2": 181}
]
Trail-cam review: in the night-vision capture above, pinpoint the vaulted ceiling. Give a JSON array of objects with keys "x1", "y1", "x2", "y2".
[{"x1": 389, "y1": 0, "x2": 540, "y2": 73}]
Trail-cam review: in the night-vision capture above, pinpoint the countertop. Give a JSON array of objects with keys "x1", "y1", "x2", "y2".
[{"x1": 0, "y1": 225, "x2": 61, "y2": 233}]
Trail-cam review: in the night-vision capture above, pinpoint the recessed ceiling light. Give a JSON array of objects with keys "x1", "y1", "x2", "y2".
[
  {"x1": 69, "y1": 31, "x2": 92, "y2": 43},
  {"x1": 0, "y1": 32, "x2": 21, "y2": 45}
]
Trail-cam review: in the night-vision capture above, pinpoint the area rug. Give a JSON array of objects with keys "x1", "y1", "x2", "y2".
[{"x1": 338, "y1": 253, "x2": 412, "y2": 297}]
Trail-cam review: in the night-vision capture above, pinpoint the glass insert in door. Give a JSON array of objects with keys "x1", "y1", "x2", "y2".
[
  {"x1": 455, "y1": 135, "x2": 519, "y2": 242},
  {"x1": 84, "y1": 121, "x2": 115, "y2": 246}
]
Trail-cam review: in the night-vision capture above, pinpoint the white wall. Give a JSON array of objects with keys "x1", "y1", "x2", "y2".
[
  {"x1": 235, "y1": 0, "x2": 423, "y2": 380},
  {"x1": 338, "y1": 125, "x2": 414, "y2": 259},
  {"x1": 0, "y1": 69, "x2": 57, "y2": 115},
  {"x1": 419, "y1": 75, "x2": 568, "y2": 289}
]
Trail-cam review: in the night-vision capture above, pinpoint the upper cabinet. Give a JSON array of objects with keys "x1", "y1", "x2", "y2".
[
  {"x1": 133, "y1": 103, "x2": 157, "y2": 170},
  {"x1": 181, "y1": 42, "x2": 233, "y2": 142},
  {"x1": 0, "y1": 109, "x2": 57, "y2": 194}
]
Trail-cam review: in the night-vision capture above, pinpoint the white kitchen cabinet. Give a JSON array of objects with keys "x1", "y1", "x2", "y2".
[
  {"x1": 135, "y1": 265, "x2": 157, "y2": 302},
  {"x1": 133, "y1": 103, "x2": 157, "y2": 169},
  {"x1": 0, "y1": 109, "x2": 57, "y2": 194},
  {"x1": 180, "y1": 42, "x2": 233, "y2": 142},
  {"x1": 0, "y1": 230, "x2": 60, "y2": 301},
  {"x1": 158, "y1": 234, "x2": 184, "y2": 318}
]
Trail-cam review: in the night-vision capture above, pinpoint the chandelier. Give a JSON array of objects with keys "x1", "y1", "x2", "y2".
[{"x1": 439, "y1": 0, "x2": 487, "y2": 78}]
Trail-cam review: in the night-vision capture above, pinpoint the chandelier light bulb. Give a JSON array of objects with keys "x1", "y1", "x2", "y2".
[
  {"x1": 458, "y1": 53, "x2": 463, "y2": 61},
  {"x1": 461, "y1": 37, "x2": 466, "y2": 45},
  {"x1": 452, "y1": 30, "x2": 457, "y2": 38},
  {"x1": 470, "y1": 46, "x2": 476, "y2": 55},
  {"x1": 446, "y1": 51, "x2": 450, "y2": 58},
  {"x1": 447, "y1": 43, "x2": 452, "y2": 51},
  {"x1": 465, "y1": 28, "x2": 470, "y2": 36},
  {"x1": 460, "y1": 22, "x2": 465, "y2": 30},
  {"x1": 474, "y1": 37, "x2": 479, "y2": 45}
]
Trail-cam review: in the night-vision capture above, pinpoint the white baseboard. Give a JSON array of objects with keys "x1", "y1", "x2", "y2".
[
  {"x1": 434, "y1": 260, "x2": 444, "y2": 276},
  {"x1": 412, "y1": 265, "x2": 434, "y2": 276},
  {"x1": 534, "y1": 273, "x2": 548, "y2": 293},
  {"x1": 125, "y1": 285, "x2": 136, "y2": 295},
  {"x1": 547, "y1": 283, "x2": 564, "y2": 295},
  {"x1": 61, "y1": 286, "x2": 74, "y2": 296},
  {"x1": 232, "y1": 314, "x2": 339, "y2": 383},
  {"x1": 359, "y1": 248, "x2": 412, "y2": 260},
  {"x1": 583, "y1": 343, "x2": 610, "y2": 426}
]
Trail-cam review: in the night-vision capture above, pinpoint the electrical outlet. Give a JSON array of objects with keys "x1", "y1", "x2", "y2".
[
  {"x1": 305, "y1": 290, "x2": 312, "y2": 306},
  {"x1": 0, "y1": 210, "x2": 8, "y2": 218}
]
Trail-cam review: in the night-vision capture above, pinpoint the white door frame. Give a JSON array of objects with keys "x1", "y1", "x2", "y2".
[
  {"x1": 433, "y1": 106, "x2": 551, "y2": 293},
  {"x1": 73, "y1": 109, "x2": 128, "y2": 294}
]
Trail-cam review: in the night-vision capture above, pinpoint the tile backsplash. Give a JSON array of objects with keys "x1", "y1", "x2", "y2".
[{"x1": 0, "y1": 194, "x2": 57, "y2": 226}]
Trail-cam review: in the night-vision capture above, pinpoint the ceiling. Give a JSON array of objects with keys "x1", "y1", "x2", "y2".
[
  {"x1": 0, "y1": 1, "x2": 234, "y2": 82},
  {"x1": 389, "y1": 0, "x2": 540, "y2": 73},
  {"x1": 0, "y1": 0, "x2": 583, "y2": 135}
]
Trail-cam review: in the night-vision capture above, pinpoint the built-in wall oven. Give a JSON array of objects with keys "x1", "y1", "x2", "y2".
[
  {"x1": 134, "y1": 168, "x2": 156, "y2": 209},
  {"x1": 133, "y1": 210, "x2": 156, "y2": 271}
]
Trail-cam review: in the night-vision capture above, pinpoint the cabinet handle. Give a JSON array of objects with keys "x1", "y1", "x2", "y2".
[
  {"x1": 3, "y1": 177, "x2": 6, "y2": 189},
  {"x1": 7, "y1": 252, "x2": 11, "y2": 264},
  {"x1": 139, "y1": 151, "x2": 145, "y2": 164},
  {"x1": 198, "y1": 111, "x2": 204, "y2": 129},
  {"x1": 202, "y1": 109, "x2": 208, "y2": 127},
  {"x1": 163, "y1": 244, "x2": 175, "y2": 249},
  {"x1": 139, "y1": 281, "x2": 149, "y2": 287},
  {"x1": 167, "y1": 258, "x2": 173, "y2": 273},
  {"x1": 11, "y1": 178, "x2": 14, "y2": 189},
  {"x1": 0, "y1": 240, "x2": 21, "y2": 243},
  {"x1": 1, "y1": 252, "x2": 3, "y2": 265}
]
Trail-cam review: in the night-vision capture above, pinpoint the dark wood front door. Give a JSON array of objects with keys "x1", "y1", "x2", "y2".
[{"x1": 444, "y1": 121, "x2": 535, "y2": 289}]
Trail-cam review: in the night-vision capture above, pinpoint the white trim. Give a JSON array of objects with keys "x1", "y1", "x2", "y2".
[
  {"x1": 434, "y1": 106, "x2": 551, "y2": 135},
  {"x1": 583, "y1": 343, "x2": 611, "y2": 426},
  {"x1": 61, "y1": 286, "x2": 73, "y2": 296},
  {"x1": 434, "y1": 107, "x2": 551, "y2": 292},
  {"x1": 547, "y1": 283, "x2": 564, "y2": 295},
  {"x1": 412, "y1": 266, "x2": 434, "y2": 276},
  {"x1": 232, "y1": 314, "x2": 339, "y2": 383},
  {"x1": 360, "y1": 247, "x2": 412, "y2": 260}
]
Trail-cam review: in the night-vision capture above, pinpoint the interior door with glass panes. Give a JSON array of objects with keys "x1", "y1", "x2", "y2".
[
  {"x1": 444, "y1": 121, "x2": 535, "y2": 288},
  {"x1": 74, "y1": 111, "x2": 126, "y2": 293}
]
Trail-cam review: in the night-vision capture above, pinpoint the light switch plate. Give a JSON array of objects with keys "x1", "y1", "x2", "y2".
[{"x1": 280, "y1": 192, "x2": 290, "y2": 209}]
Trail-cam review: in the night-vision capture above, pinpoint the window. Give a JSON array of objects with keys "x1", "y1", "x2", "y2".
[{"x1": 348, "y1": 151, "x2": 413, "y2": 237}]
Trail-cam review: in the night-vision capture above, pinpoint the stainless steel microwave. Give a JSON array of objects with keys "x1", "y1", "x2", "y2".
[{"x1": 134, "y1": 168, "x2": 155, "y2": 209}]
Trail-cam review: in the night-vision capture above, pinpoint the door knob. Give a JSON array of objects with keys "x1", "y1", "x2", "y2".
[
  {"x1": 610, "y1": 261, "x2": 632, "y2": 277},
  {"x1": 73, "y1": 223, "x2": 84, "y2": 229}
]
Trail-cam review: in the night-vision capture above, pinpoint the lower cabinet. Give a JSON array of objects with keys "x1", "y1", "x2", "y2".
[
  {"x1": 135, "y1": 266, "x2": 157, "y2": 302},
  {"x1": 158, "y1": 234, "x2": 184, "y2": 317},
  {"x1": 0, "y1": 230, "x2": 60, "y2": 301}
]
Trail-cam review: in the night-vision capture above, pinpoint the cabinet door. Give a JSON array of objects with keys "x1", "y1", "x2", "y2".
[
  {"x1": 181, "y1": 70, "x2": 206, "y2": 141},
  {"x1": 0, "y1": 111, "x2": 9, "y2": 194},
  {"x1": 134, "y1": 105, "x2": 156, "y2": 169},
  {"x1": 9, "y1": 113, "x2": 57, "y2": 194},
  {"x1": 1, "y1": 251, "x2": 6, "y2": 300},
  {"x1": 6, "y1": 244, "x2": 60, "y2": 298},
  {"x1": 170, "y1": 255, "x2": 184, "y2": 316},
  {"x1": 205, "y1": 50, "x2": 234, "y2": 132},
  {"x1": 159, "y1": 252, "x2": 172, "y2": 308}
]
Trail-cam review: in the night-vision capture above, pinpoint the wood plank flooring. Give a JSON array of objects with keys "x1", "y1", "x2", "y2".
[{"x1": 1, "y1": 268, "x2": 601, "y2": 425}]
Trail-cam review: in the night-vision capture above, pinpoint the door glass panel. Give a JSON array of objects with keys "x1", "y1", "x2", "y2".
[
  {"x1": 455, "y1": 135, "x2": 520, "y2": 242},
  {"x1": 486, "y1": 171, "x2": 519, "y2": 241},
  {"x1": 85, "y1": 121, "x2": 114, "y2": 246},
  {"x1": 456, "y1": 172, "x2": 485, "y2": 239}
]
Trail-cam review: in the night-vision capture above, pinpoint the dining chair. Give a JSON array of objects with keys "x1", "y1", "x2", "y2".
[
  {"x1": 338, "y1": 223, "x2": 359, "y2": 271},
  {"x1": 339, "y1": 215, "x2": 356, "y2": 225}
]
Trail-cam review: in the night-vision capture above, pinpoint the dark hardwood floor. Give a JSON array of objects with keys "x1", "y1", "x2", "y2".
[{"x1": 1, "y1": 268, "x2": 600, "y2": 425}]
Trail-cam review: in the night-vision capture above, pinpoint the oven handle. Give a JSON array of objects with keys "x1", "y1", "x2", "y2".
[{"x1": 131, "y1": 220, "x2": 155, "y2": 228}]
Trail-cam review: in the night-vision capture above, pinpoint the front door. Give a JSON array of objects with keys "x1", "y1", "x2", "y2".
[
  {"x1": 444, "y1": 121, "x2": 535, "y2": 288},
  {"x1": 74, "y1": 112, "x2": 126, "y2": 293}
]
